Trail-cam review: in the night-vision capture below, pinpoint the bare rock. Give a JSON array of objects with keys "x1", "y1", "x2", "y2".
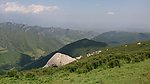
[{"x1": 43, "y1": 53, "x2": 76, "y2": 68}]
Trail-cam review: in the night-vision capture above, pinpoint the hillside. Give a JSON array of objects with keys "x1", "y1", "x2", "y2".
[
  {"x1": 58, "y1": 39, "x2": 107, "y2": 57},
  {"x1": 0, "y1": 40, "x2": 150, "y2": 84},
  {"x1": 0, "y1": 22, "x2": 98, "y2": 70},
  {"x1": 1, "y1": 59, "x2": 149, "y2": 84},
  {"x1": 93, "y1": 31, "x2": 150, "y2": 45},
  {"x1": 22, "y1": 39, "x2": 107, "y2": 70}
]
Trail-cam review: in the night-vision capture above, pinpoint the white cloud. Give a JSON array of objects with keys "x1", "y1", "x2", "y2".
[
  {"x1": 0, "y1": 2, "x2": 58, "y2": 14},
  {"x1": 106, "y1": 11, "x2": 115, "y2": 15}
]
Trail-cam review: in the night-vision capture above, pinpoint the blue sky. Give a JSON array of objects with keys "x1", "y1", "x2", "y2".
[{"x1": 0, "y1": 0, "x2": 150, "y2": 32}]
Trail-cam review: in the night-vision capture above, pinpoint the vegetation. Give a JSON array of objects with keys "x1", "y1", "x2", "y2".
[
  {"x1": 0, "y1": 40, "x2": 150, "y2": 84},
  {"x1": 58, "y1": 38, "x2": 107, "y2": 57},
  {"x1": 22, "y1": 39, "x2": 107, "y2": 70},
  {"x1": 0, "y1": 22, "x2": 98, "y2": 70}
]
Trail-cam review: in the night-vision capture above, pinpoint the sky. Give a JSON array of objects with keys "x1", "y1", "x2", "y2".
[{"x1": 0, "y1": 0, "x2": 150, "y2": 32}]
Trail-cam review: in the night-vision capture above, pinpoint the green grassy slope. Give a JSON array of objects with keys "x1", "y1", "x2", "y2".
[
  {"x1": 22, "y1": 39, "x2": 107, "y2": 70},
  {"x1": 93, "y1": 31, "x2": 150, "y2": 45},
  {"x1": 0, "y1": 55, "x2": 150, "y2": 84},
  {"x1": 48, "y1": 59, "x2": 150, "y2": 84},
  {"x1": 0, "y1": 40, "x2": 150, "y2": 84},
  {"x1": 0, "y1": 50, "x2": 32, "y2": 70},
  {"x1": 58, "y1": 39, "x2": 107, "y2": 57},
  {"x1": 0, "y1": 22, "x2": 98, "y2": 70}
]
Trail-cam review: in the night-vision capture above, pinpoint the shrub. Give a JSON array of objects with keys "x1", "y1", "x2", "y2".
[
  {"x1": 0, "y1": 70, "x2": 6, "y2": 75},
  {"x1": 76, "y1": 67, "x2": 88, "y2": 73},
  {"x1": 108, "y1": 59, "x2": 120, "y2": 68},
  {"x1": 7, "y1": 70, "x2": 18, "y2": 77},
  {"x1": 25, "y1": 72, "x2": 35, "y2": 78}
]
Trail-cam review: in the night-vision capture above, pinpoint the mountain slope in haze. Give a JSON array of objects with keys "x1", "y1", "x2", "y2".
[
  {"x1": 0, "y1": 22, "x2": 98, "y2": 70},
  {"x1": 22, "y1": 39, "x2": 107, "y2": 70},
  {"x1": 93, "y1": 31, "x2": 150, "y2": 45}
]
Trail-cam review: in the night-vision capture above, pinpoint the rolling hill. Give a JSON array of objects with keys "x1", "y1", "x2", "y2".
[
  {"x1": 22, "y1": 39, "x2": 107, "y2": 70},
  {"x1": 58, "y1": 39, "x2": 107, "y2": 57},
  {"x1": 93, "y1": 31, "x2": 150, "y2": 45},
  {"x1": 1, "y1": 39, "x2": 150, "y2": 84},
  {"x1": 0, "y1": 22, "x2": 98, "y2": 70}
]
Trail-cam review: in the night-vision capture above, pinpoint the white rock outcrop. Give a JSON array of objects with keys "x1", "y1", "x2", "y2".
[
  {"x1": 76, "y1": 56, "x2": 82, "y2": 60},
  {"x1": 43, "y1": 53, "x2": 76, "y2": 68}
]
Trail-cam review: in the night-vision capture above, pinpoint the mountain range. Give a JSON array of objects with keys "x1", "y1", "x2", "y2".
[
  {"x1": 0, "y1": 22, "x2": 98, "y2": 70},
  {"x1": 93, "y1": 31, "x2": 150, "y2": 45},
  {"x1": 1, "y1": 22, "x2": 150, "y2": 71},
  {"x1": 1, "y1": 37, "x2": 150, "y2": 84}
]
